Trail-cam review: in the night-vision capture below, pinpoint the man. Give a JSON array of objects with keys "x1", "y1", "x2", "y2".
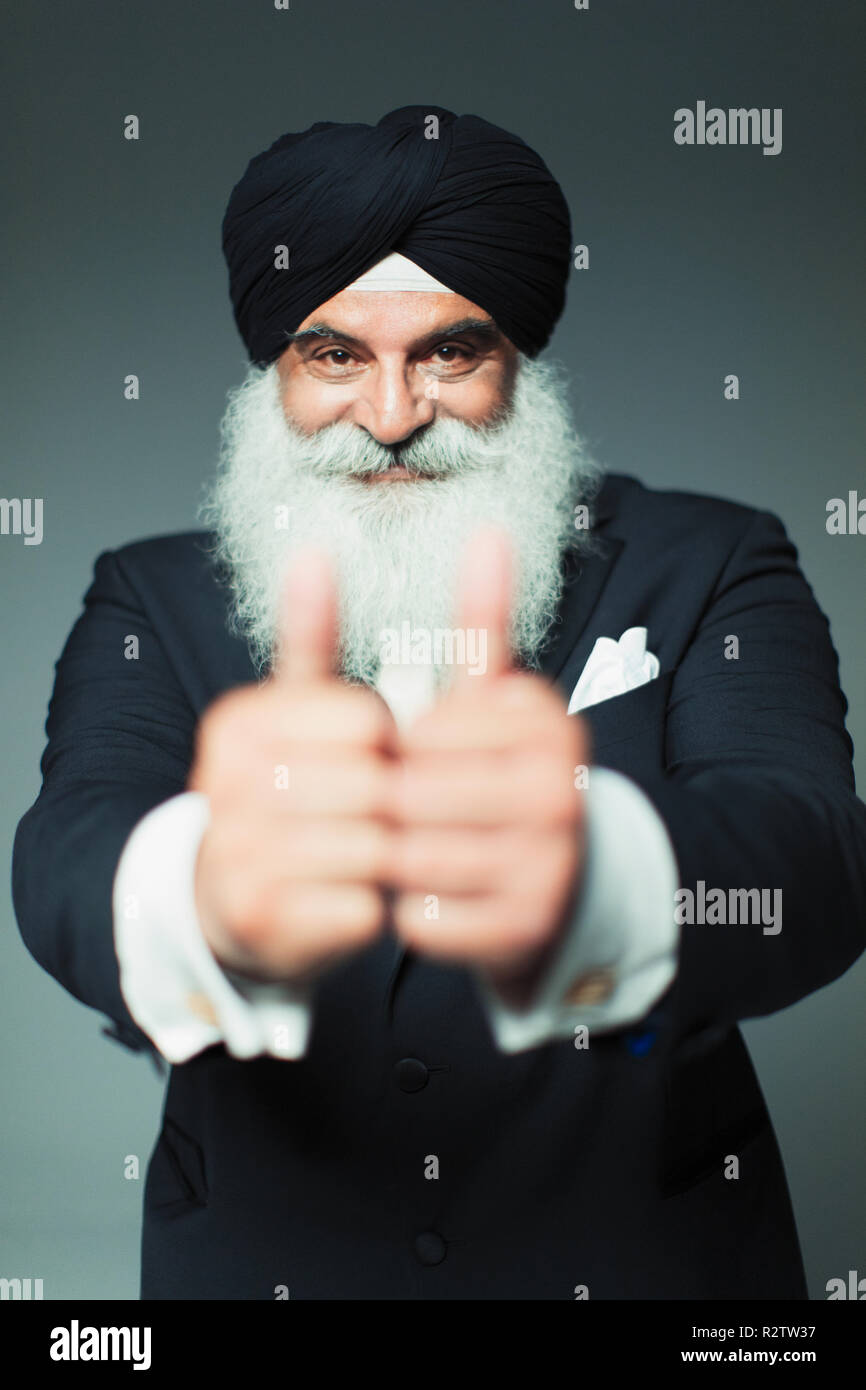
[{"x1": 13, "y1": 104, "x2": 866, "y2": 1300}]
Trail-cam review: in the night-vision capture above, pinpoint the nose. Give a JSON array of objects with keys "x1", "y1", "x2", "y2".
[{"x1": 351, "y1": 360, "x2": 436, "y2": 446}]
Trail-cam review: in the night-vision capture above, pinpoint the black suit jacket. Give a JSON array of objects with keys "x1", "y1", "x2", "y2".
[{"x1": 12, "y1": 474, "x2": 866, "y2": 1299}]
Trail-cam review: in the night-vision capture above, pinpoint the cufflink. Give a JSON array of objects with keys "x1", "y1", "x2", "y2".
[
  {"x1": 186, "y1": 992, "x2": 219, "y2": 1025},
  {"x1": 562, "y1": 968, "x2": 616, "y2": 1006}
]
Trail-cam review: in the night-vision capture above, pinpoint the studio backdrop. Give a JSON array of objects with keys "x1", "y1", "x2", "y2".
[{"x1": 1, "y1": 0, "x2": 863, "y2": 1299}]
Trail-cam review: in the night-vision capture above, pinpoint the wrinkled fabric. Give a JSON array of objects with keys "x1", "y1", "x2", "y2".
[{"x1": 222, "y1": 104, "x2": 572, "y2": 364}]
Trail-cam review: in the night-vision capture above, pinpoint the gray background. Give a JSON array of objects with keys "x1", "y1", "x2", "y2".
[{"x1": 1, "y1": 0, "x2": 863, "y2": 1299}]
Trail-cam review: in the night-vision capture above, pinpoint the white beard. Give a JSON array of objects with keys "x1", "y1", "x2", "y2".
[{"x1": 199, "y1": 352, "x2": 601, "y2": 690}]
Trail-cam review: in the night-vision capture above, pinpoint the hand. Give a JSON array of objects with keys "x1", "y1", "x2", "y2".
[
  {"x1": 389, "y1": 527, "x2": 590, "y2": 1003},
  {"x1": 188, "y1": 547, "x2": 398, "y2": 984}
]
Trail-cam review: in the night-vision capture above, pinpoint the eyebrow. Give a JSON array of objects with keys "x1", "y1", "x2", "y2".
[{"x1": 283, "y1": 317, "x2": 502, "y2": 352}]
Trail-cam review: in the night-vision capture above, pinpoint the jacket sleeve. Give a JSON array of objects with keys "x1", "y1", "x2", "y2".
[
  {"x1": 12, "y1": 548, "x2": 199, "y2": 1059},
  {"x1": 629, "y1": 507, "x2": 866, "y2": 1039}
]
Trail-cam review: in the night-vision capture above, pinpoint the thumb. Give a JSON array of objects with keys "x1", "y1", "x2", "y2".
[
  {"x1": 273, "y1": 545, "x2": 340, "y2": 685},
  {"x1": 452, "y1": 524, "x2": 513, "y2": 688}
]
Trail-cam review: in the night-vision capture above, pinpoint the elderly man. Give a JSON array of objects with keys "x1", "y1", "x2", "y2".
[{"x1": 13, "y1": 105, "x2": 866, "y2": 1301}]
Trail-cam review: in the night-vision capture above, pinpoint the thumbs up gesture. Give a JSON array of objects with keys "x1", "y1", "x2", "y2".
[
  {"x1": 390, "y1": 526, "x2": 589, "y2": 1002},
  {"x1": 189, "y1": 547, "x2": 399, "y2": 984},
  {"x1": 189, "y1": 528, "x2": 589, "y2": 1003}
]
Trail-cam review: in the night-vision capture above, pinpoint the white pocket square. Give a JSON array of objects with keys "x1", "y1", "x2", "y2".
[{"x1": 567, "y1": 627, "x2": 660, "y2": 714}]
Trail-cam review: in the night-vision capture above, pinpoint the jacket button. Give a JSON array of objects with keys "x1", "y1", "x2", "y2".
[
  {"x1": 394, "y1": 1057, "x2": 429, "y2": 1092},
  {"x1": 414, "y1": 1232, "x2": 447, "y2": 1266}
]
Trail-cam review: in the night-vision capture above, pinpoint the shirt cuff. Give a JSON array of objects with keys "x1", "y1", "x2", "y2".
[
  {"x1": 112, "y1": 791, "x2": 313, "y2": 1063},
  {"x1": 474, "y1": 767, "x2": 680, "y2": 1053}
]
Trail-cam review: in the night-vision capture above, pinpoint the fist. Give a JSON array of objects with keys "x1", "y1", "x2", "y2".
[
  {"x1": 389, "y1": 527, "x2": 590, "y2": 999},
  {"x1": 188, "y1": 548, "x2": 399, "y2": 985}
]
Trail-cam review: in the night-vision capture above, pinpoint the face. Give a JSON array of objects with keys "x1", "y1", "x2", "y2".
[
  {"x1": 203, "y1": 303, "x2": 600, "y2": 685},
  {"x1": 274, "y1": 290, "x2": 519, "y2": 480}
]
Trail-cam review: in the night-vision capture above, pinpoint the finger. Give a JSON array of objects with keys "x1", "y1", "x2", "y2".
[
  {"x1": 391, "y1": 826, "x2": 578, "y2": 898},
  {"x1": 274, "y1": 545, "x2": 340, "y2": 684},
  {"x1": 400, "y1": 696, "x2": 583, "y2": 757},
  {"x1": 391, "y1": 826, "x2": 516, "y2": 894},
  {"x1": 452, "y1": 524, "x2": 513, "y2": 688},
  {"x1": 392, "y1": 890, "x2": 555, "y2": 966},
  {"x1": 394, "y1": 752, "x2": 581, "y2": 828},
  {"x1": 262, "y1": 818, "x2": 396, "y2": 882},
  {"x1": 227, "y1": 883, "x2": 387, "y2": 983},
  {"x1": 230, "y1": 754, "x2": 396, "y2": 819}
]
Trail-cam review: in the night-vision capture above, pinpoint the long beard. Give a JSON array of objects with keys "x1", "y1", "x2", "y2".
[{"x1": 199, "y1": 352, "x2": 601, "y2": 689}]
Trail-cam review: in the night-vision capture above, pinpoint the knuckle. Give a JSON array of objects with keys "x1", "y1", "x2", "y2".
[
  {"x1": 221, "y1": 887, "x2": 272, "y2": 947},
  {"x1": 345, "y1": 687, "x2": 396, "y2": 743},
  {"x1": 524, "y1": 758, "x2": 580, "y2": 825},
  {"x1": 367, "y1": 823, "x2": 395, "y2": 878},
  {"x1": 502, "y1": 905, "x2": 549, "y2": 953},
  {"x1": 549, "y1": 779, "x2": 581, "y2": 825},
  {"x1": 207, "y1": 834, "x2": 280, "y2": 933},
  {"x1": 343, "y1": 884, "x2": 386, "y2": 938},
  {"x1": 194, "y1": 688, "x2": 263, "y2": 773},
  {"x1": 202, "y1": 685, "x2": 255, "y2": 734},
  {"x1": 369, "y1": 761, "x2": 397, "y2": 815},
  {"x1": 392, "y1": 892, "x2": 424, "y2": 936}
]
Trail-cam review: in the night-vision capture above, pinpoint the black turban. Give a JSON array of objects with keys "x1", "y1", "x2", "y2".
[{"x1": 222, "y1": 105, "x2": 572, "y2": 365}]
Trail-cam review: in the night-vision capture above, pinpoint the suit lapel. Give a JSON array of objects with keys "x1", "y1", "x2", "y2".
[{"x1": 538, "y1": 536, "x2": 625, "y2": 703}]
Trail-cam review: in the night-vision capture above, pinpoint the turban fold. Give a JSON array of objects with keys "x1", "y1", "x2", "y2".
[{"x1": 221, "y1": 105, "x2": 572, "y2": 364}]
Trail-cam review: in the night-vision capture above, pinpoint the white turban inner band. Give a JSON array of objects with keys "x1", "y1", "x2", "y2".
[{"x1": 344, "y1": 251, "x2": 455, "y2": 293}]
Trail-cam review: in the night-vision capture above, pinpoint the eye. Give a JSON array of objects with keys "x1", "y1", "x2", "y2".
[
  {"x1": 316, "y1": 348, "x2": 355, "y2": 365},
  {"x1": 431, "y1": 343, "x2": 472, "y2": 362}
]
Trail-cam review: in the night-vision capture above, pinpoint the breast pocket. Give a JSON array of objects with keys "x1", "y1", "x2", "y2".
[{"x1": 578, "y1": 669, "x2": 674, "y2": 779}]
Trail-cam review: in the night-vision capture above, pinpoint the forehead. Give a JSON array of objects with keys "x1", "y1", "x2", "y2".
[{"x1": 294, "y1": 288, "x2": 496, "y2": 348}]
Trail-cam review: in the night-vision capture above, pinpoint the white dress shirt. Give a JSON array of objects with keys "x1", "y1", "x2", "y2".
[{"x1": 112, "y1": 663, "x2": 679, "y2": 1062}]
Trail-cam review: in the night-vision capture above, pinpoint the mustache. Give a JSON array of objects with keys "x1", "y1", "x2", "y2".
[{"x1": 283, "y1": 405, "x2": 514, "y2": 481}]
